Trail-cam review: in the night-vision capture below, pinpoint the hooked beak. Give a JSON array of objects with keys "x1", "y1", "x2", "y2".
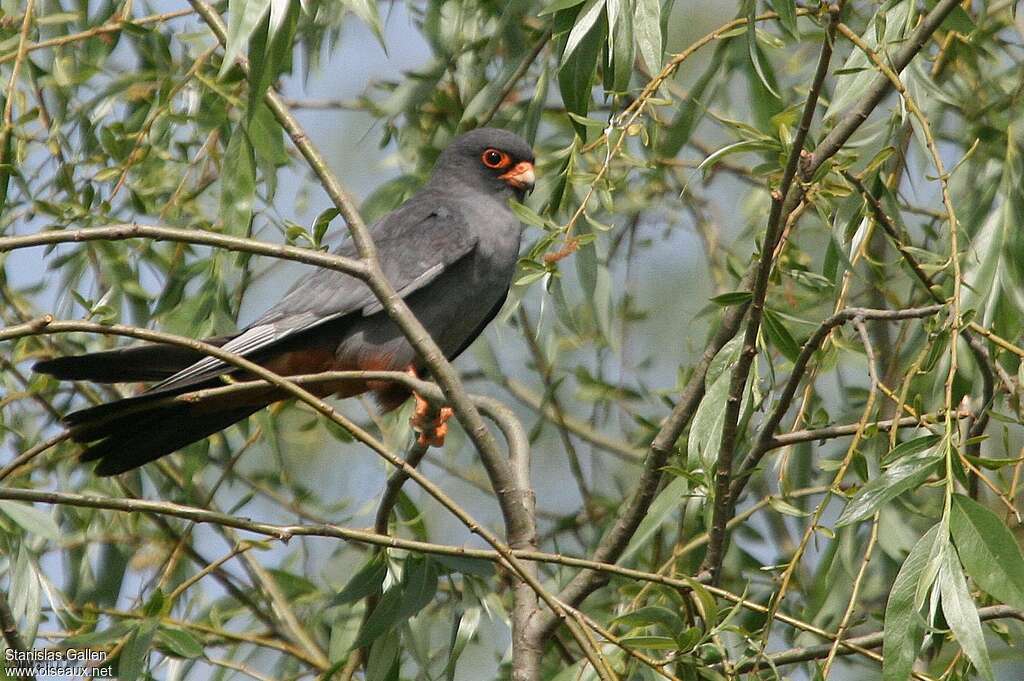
[{"x1": 499, "y1": 161, "x2": 536, "y2": 193}]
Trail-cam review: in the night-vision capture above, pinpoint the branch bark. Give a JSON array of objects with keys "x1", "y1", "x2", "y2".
[
  {"x1": 702, "y1": 6, "x2": 839, "y2": 582},
  {"x1": 730, "y1": 305, "x2": 945, "y2": 502}
]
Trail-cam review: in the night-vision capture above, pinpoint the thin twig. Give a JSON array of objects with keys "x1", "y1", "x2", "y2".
[
  {"x1": 730, "y1": 305, "x2": 945, "y2": 502},
  {"x1": 0, "y1": 9, "x2": 195, "y2": 66}
]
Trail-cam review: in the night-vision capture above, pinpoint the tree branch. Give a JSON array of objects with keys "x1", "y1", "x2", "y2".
[
  {"x1": 702, "y1": 3, "x2": 840, "y2": 584},
  {"x1": 731, "y1": 605, "x2": 1024, "y2": 674},
  {"x1": 0, "y1": 590, "x2": 35, "y2": 681},
  {"x1": 730, "y1": 305, "x2": 945, "y2": 503},
  {"x1": 0, "y1": 9, "x2": 194, "y2": 66},
  {"x1": 0, "y1": 223, "x2": 365, "y2": 276},
  {"x1": 805, "y1": 0, "x2": 966, "y2": 177}
]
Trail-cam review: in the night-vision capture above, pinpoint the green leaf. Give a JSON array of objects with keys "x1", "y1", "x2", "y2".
[
  {"x1": 745, "y1": 0, "x2": 780, "y2": 99},
  {"x1": 434, "y1": 554, "x2": 495, "y2": 578},
  {"x1": 539, "y1": 0, "x2": 588, "y2": 16},
  {"x1": 824, "y1": 0, "x2": 912, "y2": 120},
  {"x1": 634, "y1": 0, "x2": 662, "y2": 73},
  {"x1": 939, "y1": 546, "x2": 994, "y2": 681},
  {"x1": 939, "y1": 4, "x2": 976, "y2": 33},
  {"x1": 142, "y1": 589, "x2": 166, "y2": 618},
  {"x1": 768, "y1": 0, "x2": 798, "y2": 38},
  {"x1": 62, "y1": 622, "x2": 135, "y2": 648},
  {"x1": 508, "y1": 200, "x2": 548, "y2": 228},
  {"x1": 313, "y1": 208, "x2": 340, "y2": 246},
  {"x1": 883, "y1": 434, "x2": 942, "y2": 464},
  {"x1": 558, "y1": 3, "x2": 606, "y2": 133},
  {"x1": 883, "y1": 524, "x2": 940, "y2": 681},
  {"x1": 220, "y1": 0, "x2": 273, "y2": 77},
  {"x1": 709, "y1": 290, "x2": 752, "y2": 307},
  {"x1": 690, "y1": 337, "x2": 742, "y2": 471},
  {"x1": 365, "y1": 629, "x2": 400, "y2": 681},
  {"x1": 9, "y1": 545, "x2": 40, "y2": 644},
  {"x1": 399, "y1": 555, "x2": 439, "y2": 619},
  {"x1": 768, "y1": 497, "x2": 809, "y2": 517},
  {"x1": 156, "y1": 627, "x2": 205, "y2": 659},
  {"x1": 609, "y1": 0, "x2": 634, "y2": 93},
  {"x1": 342, "y1": 0, "x2": 386, "y2": 47},
  {"x1": 523, "y1": 67, "x2": 550, "y2": 144},
  {"x1": 221, "y1": 124, "x2": 257, "y2": 235},
  {"x1": 332, "y1": 553, "x2": 387, "y2": 606},
  {"x1": 0, "y1": 501, "x2": 61, "y2": 541},
  {"x1": 762, "y1": 308, "x2": 800, "y2": 362},
  {"x1": 354, "y1": 586, "x2": 403, "y2": 648},
  {"x1": 698, "y1": 139, "x2": 778, "y2": 174},
  {"x1": 835, "y1": 448, "x2": 943, "y2": 526},
  {"x1": 997, "y1": 125, "x2": 1024, "y2": 333},
  {"x1": 444, "y1": 606, "x2": 481, "y2": 681},
  {"x1": 562, "y1": 0, "x2": 606, "y2": 65},
  {"x1": 617, "y1": 635, "x2": 678, "y2": 649},
  {"x1": 118, "y1": 619, "x2": 157, "y2": 681},
  {"x1": 620, "y1": 476, "x2": 689, "y2": 563},
  {"x1": 247, "y1": 0, "x2": 300, "y2": 116},
  {"x1": 950, "y1": 494, "x2": 1024, "y2": 610},
  {"x1": 611, "y1": 605, "x2": 685, "y2": 633},
  {"x1": 657, "y1": 43, "x2": 723, "y2": 156}
]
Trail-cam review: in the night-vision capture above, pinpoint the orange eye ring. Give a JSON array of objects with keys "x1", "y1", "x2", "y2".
[{"x1": 481, "y1": 148, "x2": 510, "y2": 169}]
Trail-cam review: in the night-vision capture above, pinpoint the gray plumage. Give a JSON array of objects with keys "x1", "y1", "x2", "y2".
[{"x1": 34, "y1": 127, "x2": 535, "y2": 474}]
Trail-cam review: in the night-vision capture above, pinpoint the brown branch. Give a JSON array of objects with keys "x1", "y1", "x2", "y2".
[
  {"x1": 805, "y1": 0, "x2": 966, "y2": 177},
  {"x1": 0, "y1": 9, "x2": 195, "y2": 66},
  {"x1": 0, "y1": 432, "x2": 71, "y2": 481},
  {"x1": 373, "y1": 441, "x2": 431, "y2": 535},
  {"x1": 479, "y1": 29, "x2": 552, "y2": 127},
  {"x1": 0, "y1": 0, "x2": 34, "y2": 191},
  {"x1": 0, "y1": 590, "x2": 35, "y2": 681},
  {"x1": 0, "y1": 223, "x2": 366, "y2": 277},
  {"x1": 842, "y1": 170, "x2": 1002, "y2": 490},
  {"x1": 730, "y1": 305, "x2": 945, "y2": 502},
  {"x1": 766, "y1": 411, "x2": 967, "y2": 449},
  {"x1": 2, "y1": 317, "x2": 578, "y2": 676},
  {"x1": 731, "y1": 605, "x2": 1024, "y2": 674},
  {"x1": 702, "y1": 4, "x2": 840, "y2": 584}
]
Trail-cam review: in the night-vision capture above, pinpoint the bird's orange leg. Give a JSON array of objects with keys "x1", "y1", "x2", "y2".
[{"x1": 407, "y1": 367, "x2": 453, "y2": 447}]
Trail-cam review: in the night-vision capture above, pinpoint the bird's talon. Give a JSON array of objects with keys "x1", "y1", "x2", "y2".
[{"x1": 410, "y1": 404, "x2": 453, "y2": 448}]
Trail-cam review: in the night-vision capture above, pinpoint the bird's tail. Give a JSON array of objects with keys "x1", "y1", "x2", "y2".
[
  {"x1": 33, "y1": 336, "x2": 234, "y2": 383},
  {"x1": 64, "y1": 392, "x2": 268, "y2": 476},
  {"x1": 33, "y1": 336, "x2": 268, "y2": 475}
]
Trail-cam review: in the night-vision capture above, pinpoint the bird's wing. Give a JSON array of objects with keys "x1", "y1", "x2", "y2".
[{"x1": 148, "y1": 200, "x2": 477, "y2": 394}]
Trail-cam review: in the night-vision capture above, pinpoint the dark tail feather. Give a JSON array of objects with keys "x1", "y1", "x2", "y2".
[
  {"x1": 64, "y1": 391, "x2": 198, "y2": 443},
  {"x1": 74, "y1": 400, "x2": 265, "y2": 476},
  {"x1": 33, "y1": 335, "x2": 234, "y2": 383}
]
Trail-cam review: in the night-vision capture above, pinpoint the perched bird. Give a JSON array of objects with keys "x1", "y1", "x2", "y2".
[{"x1": 35, "y1": 128, "x2": 536, "y2": 475}]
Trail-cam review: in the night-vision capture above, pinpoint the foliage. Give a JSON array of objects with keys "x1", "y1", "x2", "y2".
[{"x1": 1, "y1": 0, "x2": 1023, "y2": 680}]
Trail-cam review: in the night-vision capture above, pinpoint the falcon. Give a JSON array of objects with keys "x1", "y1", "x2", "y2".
[{"x1": 35, "y1": 128, "x2": 536, "y2": 475}]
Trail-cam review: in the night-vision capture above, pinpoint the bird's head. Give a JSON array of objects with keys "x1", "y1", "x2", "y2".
[{"x1": 432, "y1": 128, "x2": 536, "y2": 200}]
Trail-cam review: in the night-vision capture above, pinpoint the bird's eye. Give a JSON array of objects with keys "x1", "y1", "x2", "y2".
[{"x1": 481, "y1": 148, "x2": 510, "y2": 169}]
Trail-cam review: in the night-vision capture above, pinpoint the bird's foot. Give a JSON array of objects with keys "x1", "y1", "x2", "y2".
[{"x1": 410, "y1": 390, "x2": 453, "y2": 448}]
